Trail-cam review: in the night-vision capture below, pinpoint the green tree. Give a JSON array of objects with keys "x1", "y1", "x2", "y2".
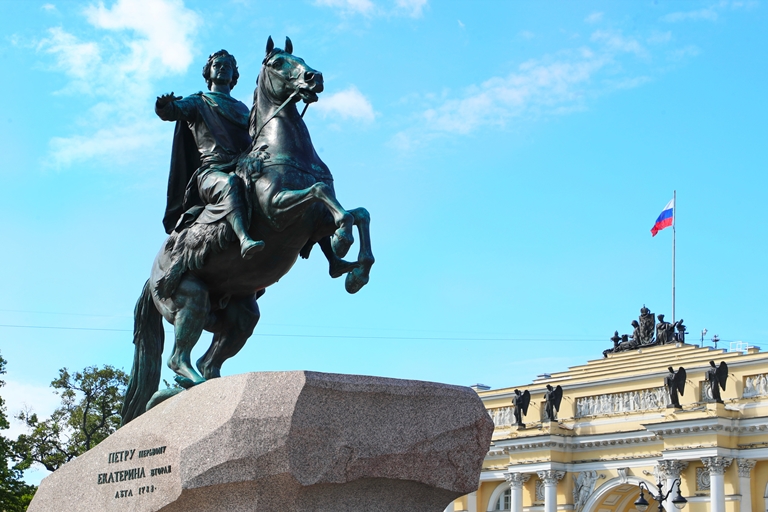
[
  {"x1": 14, "y1": 365, "x2": 128, "y2": 472},
  {"x1": 0, "y1": 353, "x2": 36, "y2": 512}
]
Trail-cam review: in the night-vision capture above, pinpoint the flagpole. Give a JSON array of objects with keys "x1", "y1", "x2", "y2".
[{"x1": 672, "y1": 190, "x2": 676, "y2": 324}]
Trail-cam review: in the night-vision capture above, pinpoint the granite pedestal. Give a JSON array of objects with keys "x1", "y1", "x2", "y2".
[{"x1": 28, "y1": 371, "x2": 493, "y2": 512}]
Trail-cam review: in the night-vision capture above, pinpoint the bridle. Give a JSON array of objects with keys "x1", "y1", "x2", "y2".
[{"x1": 252, "y1": 52, "x2": 310, "y2": 141}]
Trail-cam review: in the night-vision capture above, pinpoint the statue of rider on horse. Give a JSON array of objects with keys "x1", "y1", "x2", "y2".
[{"x1": 121, "y1": 37, "x2": 374, "y2": 425}]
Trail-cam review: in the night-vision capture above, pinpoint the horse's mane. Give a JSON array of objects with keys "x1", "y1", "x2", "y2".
[{"x1": 247, "y1": 68, "x2": 264, "y2": 142}]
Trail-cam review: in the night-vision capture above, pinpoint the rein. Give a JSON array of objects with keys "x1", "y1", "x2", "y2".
[{"x1": 252, "y1": 62, "x2": 311, "y2": 143}]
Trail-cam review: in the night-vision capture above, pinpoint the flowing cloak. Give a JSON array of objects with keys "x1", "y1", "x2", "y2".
[{"x1": 159, "y1": 92, "x2": 251, "y2": 234}]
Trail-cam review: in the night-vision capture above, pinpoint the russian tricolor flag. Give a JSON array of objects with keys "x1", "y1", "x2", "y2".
[{"x1": 651, "y1": 198, "x2": 674, "y2": 237}]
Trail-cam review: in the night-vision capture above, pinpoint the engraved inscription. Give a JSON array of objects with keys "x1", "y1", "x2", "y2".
[
  {"x1": 138, "y1": 446, "x2": 167, "y2": 458},
  {"x1": 108, "y1": 449, "x2": 136, "y2": 463},
  {"x1": 96, "y1": 444, "x2": 169, "y2": 499},
  {"x1": 151, "y1": 465, "x2": 172, "y2": 477},
  {"x1": 97, "y1": 467, "x2": 146, "y2": 484}
]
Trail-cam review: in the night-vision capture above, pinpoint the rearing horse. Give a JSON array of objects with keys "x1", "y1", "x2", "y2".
[{"x1": 121, "y1": 37, "x2": 374, "y2": 425}]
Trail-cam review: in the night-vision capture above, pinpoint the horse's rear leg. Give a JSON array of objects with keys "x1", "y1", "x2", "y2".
[
  {"x1": 345, "y1": 207, "x2": 375, "y2": 294},
  {"x1": 264, "y1": 182, "x2": 355, "y2": 257},
  {"x1": 167, "y1": 275, "x2": 210, "y2": 388},
  {"x1": 196, "y1": 294, "x2": 260, "y2": 380}
]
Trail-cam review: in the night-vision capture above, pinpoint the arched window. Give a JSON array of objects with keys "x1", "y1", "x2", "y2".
[{"x1": 492, "y1": 488, "x2": 511, "y2": 511}]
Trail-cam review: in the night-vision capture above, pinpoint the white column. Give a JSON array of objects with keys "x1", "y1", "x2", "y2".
[
  {"x1": 737, "y1": 459, "x2": 756, "y2": 512},
  {"x1": 537, "y1": 470, "x2": 565, "y2": 512},
  {"x1": 658, "y1": 460, "x2": 688, "y2": 512},
  {"x1": 466, "y1": 491, "x2": 477, "y2": 512},
  {"x1": 505, "y1": 473, "x2": 530, "y2": 512},
  {"x1": 702, "y1": 456, "x2": 733, "y2": 512}
]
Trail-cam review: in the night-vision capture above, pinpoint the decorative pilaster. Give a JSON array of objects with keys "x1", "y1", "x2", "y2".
[
  {"x1": 702, "y1": 457, "x2": 733, "y2": 512},
  {"x1": 737, "y1": 458, "x2": 756, "y2": 478},
  {"x1": 658, "y1": 460, "x2": 688, "y2": 512},
  {"x1": 505, "y1": 473, "x2": 531, "y2": 512},
  {"x1": 537, "y1": 470, "x2": 565, "y2": 512},
  {"x1": 736, "y1": 459, "x2": 756, "y2": 512}
]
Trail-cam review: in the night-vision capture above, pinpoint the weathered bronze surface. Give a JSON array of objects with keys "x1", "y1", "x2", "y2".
[
  {"x1": 603, "y1": 306, "x2": 684, "y2": 357},
  {"x1": 656, "y1": 314, "x2": 675, "y2": 345},
  {"x1": 122, "y1": 38, "x2": 375, "y2": 425},
  {"x1": 706, "y1": 360, "x2": 728, "y2": 404},
  {"x1": 512, "y1": 389, "x2": 530, "y2": 427},
  {"x1": 543, "y1": 384, "x2": 562, "y2": 421},
  {"x1": 664, "y1": 366, "x2": 686, "y2": 408}
]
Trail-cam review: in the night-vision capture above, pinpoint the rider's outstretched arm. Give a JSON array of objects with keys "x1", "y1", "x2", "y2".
[{"x1": 155, "y1": 93, "x2": 198, "y2": 122}]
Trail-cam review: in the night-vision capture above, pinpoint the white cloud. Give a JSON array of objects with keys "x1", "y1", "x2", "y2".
[
  {"x1": 662, "y1": 7, "x2": 719, "y2": 22},
  {"x1": 2, "y1": 380, "x2": 60, "y2": 439},
  {"x1": 669, "y1": 44, "x2": 701, "y2": 60},
  {"x1": 314, "y1": 0, "x2": 376, "y2": 16},
  {"x1": 41, "y1": 3, "x2": 57, "y2": 11},
  {"x1": 400, "y1": 30, "x2": 653, "y2": 137},
  {"x1": 34, "y1": 0, "x2": 201, "y2": 167},
  {"x1": 313, "y1": 86, "x2": 376, "y2": 122},
  {"x1": 647, "y1": 31, "x2": 673, "y2": 44},
  {"x1": 395, "y1": 0, "x2": 428, "y2": 18},
  {"x1": 519, "y1": 30, "x2": 535, "y2": 40},
  {"x1": 315, "y1": 0, "x2": 428, "y2": 18},
  {"x1": 458, "y1": 20, "x2": 465, "y2": 29},
  {"x1": 591, "y1": 29, "x2": 647, "y2": 58},
  {"x1": 585, "y1": 12, "x2": 604, "y2": 24},
  {"x1": 84, "y1": 0, "x2": 199, "y2": 74}
]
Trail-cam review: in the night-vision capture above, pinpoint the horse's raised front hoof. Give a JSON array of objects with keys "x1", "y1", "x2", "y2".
[
  {"x1": 345, "y1": 267, "x2": 369, "y2": 294},
  {"x1": 331, "y1": 229, "x2": 354, "y2": 258}
]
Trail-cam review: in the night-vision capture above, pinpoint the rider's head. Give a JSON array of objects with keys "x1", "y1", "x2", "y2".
[{"x1": 203, "y1": 50, "x2": 240, "y2": 90}]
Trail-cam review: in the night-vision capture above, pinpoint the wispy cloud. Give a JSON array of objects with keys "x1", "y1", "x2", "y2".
[
  {"x1": 31, "y1": 0, "x2": 201, "y2": 168},
  {"x1": 585, "y1": 12, "x2": 604, "y2": 24},
  {"x1": 662, "y1": 7, "x2": 719, "y2": 22},
  {"x1": 313, "y1": 86, "x2": 376, "y2": 122},
  {"x1": 661, "y1": 1, "x2": 757, "y2": 23},
  {"x1": 315, "y1": 0, "x2": 428, "y2": 18},
  {"x1": 3, "y1": 380, "x2": 60, "y2": 439},
  {"x1": 403, "y1": 30, "x2": 651, "y2": 137},
  {"x1": 314, "y1": 0, "x2": 376, "y2": 17},
  {"x1": 394, "y1": 0, "x2": 428, "y2": 18}
]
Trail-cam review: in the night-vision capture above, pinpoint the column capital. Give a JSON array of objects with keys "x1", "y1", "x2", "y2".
[
  {"x1": 505, "y1": 472, "x2": 531, "y2": 489},
  {"x1": 537, "y1": 470, "x2": 566, "y2": 485},
  {"x1": 702, "y1": 456, "x2": 733, "y2": 475},
  {"x1": 737, "y1": 458, "x2": 756, "y2": 478},
  {"x1": 658, "y1": 460, "x2": 689, "y2": 479}
]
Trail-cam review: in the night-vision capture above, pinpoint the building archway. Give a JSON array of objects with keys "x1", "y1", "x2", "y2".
[
  {"x1": 486, "y1": 481, "x2": 510, "y2": 511},
  {"x1": 582, "y1": 476, "x2": 655, "y2": 512}
]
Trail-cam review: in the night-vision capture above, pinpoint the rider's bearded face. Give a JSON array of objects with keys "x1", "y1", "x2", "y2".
[{"x1": 210, "y1": 57, "x2": 234, "y2": 86}]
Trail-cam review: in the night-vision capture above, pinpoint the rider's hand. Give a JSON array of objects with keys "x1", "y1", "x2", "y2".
[{"x1": 156, "y1": 93, "x2": 182, "y2": 109}]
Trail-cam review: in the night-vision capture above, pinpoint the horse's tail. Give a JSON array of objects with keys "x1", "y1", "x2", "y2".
[{"x1": 120, "y1": 279, "x2": 164, "y2": 426}]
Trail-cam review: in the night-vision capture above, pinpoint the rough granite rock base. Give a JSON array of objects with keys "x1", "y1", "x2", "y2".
[{"x1": 28, "y1": 371, "x2": 493, "y2": 512}]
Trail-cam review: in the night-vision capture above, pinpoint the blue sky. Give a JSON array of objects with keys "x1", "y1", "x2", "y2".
[{"x1": 1, "y1": 0, "x2": 767, "y2": 481}]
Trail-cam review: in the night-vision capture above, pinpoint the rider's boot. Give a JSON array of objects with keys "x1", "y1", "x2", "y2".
[{"x1": 227, "y1": 209, "x2": 265, "y2": 260}]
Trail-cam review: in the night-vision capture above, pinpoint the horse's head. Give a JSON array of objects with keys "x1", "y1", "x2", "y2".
[{"x1": 260, "y1": 36, "x2": 324, "y2": 105}]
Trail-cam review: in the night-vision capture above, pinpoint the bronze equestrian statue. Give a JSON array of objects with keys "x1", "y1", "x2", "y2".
[{"x1": 122, "y1": 38, "x2": 374, "y2": 424}]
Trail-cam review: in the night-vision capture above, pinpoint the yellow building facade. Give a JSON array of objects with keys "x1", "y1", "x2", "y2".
[{"x1": 451, "y1": 343, "x2": 768, "y2": 512}]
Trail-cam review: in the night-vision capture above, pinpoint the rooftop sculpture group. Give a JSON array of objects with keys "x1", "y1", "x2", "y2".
[
  {"x1": 603, "y1": 306, "x2": 687, "y2": 358},
  {"x1": 121, "y1": 38, "x2": 375, "y2": 424}
]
